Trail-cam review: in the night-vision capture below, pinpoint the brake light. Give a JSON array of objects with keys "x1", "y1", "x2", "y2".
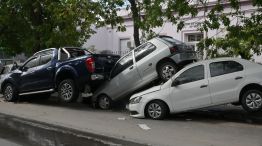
[
  {"x1": 85, "y1": 57, "x2": 95, "y2": 73},
  {"x1": 169, "y1": 47, "x2": 177, "y2": 54}
]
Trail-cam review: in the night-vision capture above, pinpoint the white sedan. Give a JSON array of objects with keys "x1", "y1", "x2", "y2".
[{"x1": 129, "y1": 58, "x2": 262, "y2": 120}]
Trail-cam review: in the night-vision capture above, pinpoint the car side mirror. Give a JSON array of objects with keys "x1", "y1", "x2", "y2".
[{"x1": 172, "y1": 79, "x2": 180, "y2": 87}]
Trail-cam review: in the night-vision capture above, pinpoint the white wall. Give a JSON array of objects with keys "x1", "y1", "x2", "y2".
[{"x1": 83, "y1": 1, "x2": 260, "y2": 61}]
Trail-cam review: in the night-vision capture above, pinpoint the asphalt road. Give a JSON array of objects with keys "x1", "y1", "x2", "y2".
[
  {"x1": 0, "y1": 138, "x2": 21, "y2": 146},
  {"x1": 0, "y1": 95, "x2": 262, "y2": 146}
]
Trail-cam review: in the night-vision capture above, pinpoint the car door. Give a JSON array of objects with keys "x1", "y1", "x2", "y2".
[
  {"x1": 208, "y1": 60, "x2": 245, "y2": 104},
  {"x1": 134, "y1": 42, "x2": 157, "y2": 82},
  {"x1": 108, "y1": 51, "x2": 142, "y2": 100},
  {"x1": 34, "y1": 51, "x2": 55, "y2": 90},
  {"x1": 19, "y1": 56, "x2": 41, "y2": 92},
  {"x1": 170, "y1": 64, "x2": 211, "y2": 111}
]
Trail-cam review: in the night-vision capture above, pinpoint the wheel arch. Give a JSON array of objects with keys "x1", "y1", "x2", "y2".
[
  {"x1": 55, "y1": 68, "x2": 77, "y2": 88},
  {"x1": 95, "y1": 93, "x2": 111, "y2": 102},
  {"x1": 156, "y1": 57, "x2": 177, "y2": 71},
  {"x1": 1, "y1": 79, "x2": 16, "y2": 93},
  {"x1": 239, "y1": 83, "x2": 262, "y2": 102}
]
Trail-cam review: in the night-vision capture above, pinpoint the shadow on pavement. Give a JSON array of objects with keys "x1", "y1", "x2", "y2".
[
  {"x1": 1, "y1": 94, "x2": 262, "y2": 125},
  {"x1": 165, "y1": 105, "x2": 262, "y2": 125}
]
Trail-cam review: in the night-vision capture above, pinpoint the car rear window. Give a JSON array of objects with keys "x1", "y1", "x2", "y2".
[{"x1": 159, "y1": 36, "x2": 193, "y2": 51}]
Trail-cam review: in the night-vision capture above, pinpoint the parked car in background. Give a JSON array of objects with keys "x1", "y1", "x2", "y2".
[
  {"x1": 0, "y1": 64, "x2": 17, "y2": 93},
  {"x1": 0, "y1": 47, "x2": 120, "y2": 102},
  {"x1": 129, "y1": 58, "x2": 262, "y2": 120},
  {"x1": 0, "y1": 59, "x2": 14, "y2": 73},
  {"x1": 92, "y1": 36, "x2": 197, "y2": 110}
]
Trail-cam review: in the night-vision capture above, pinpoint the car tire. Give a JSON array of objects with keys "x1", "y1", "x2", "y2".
[
  {"x1": 145, "y1": 100, "x2": 168, "y2": 120},
  {"x1": 98, "y1": 94, "x2": 112, "y2": 110},
  {"x1": 3, "y1": 83, "x2": 18, "y2": 102},
  {"x1": 158, "y1": 62, "x2": 178, "y2": 82},
  {"x1": 58, "y1": 79, "x2": 79, "y2": 103},
  {"x1": 241, "y1": 89, "x2": 262, "y2": 113}
]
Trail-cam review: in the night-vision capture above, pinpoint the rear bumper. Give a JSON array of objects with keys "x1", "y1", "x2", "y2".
[
  {"x1": 91, "y1": 74, "x2": 104, "y2": 80},
  {"x1": 170, "y1": 52, "x2": 197, "y2": 65}
]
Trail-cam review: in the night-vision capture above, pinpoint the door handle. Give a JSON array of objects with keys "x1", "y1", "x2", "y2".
[
  {"x1": 148, "y1": 63, "x2": 152, "y2": 66},
  {"x1": 47, "y1": 67, "x2": 52, "y2": 70},
  {"x1": 235, "y1": 76, "x2": 243, "y2": 80},
  {"x1": 129, "y1": 66, "x2": 134, "y2": 70},
  {"x1": 200, "y1": 85, "x2": 208, "y2": 88}
]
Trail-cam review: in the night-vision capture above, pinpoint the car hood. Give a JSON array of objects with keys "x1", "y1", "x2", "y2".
[{"x1": 130, "y1": 85, "x2": 162, "y2": 99}]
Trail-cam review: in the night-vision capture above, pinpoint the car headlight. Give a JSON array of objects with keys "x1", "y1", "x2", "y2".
[{"x1": 130, "y1": 96, "x2": 142, "y2": 104}]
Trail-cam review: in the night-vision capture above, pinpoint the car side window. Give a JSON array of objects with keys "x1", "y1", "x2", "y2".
[
  {"x1": 210, "y1": 61, "x2": 243, "y2": 77},
  {"x1": 110, "y1": 52, "x2": 133, "y2": 78},
  {"x1": 175, "y1": 65, "x2": 205, "y2": 85},
  {"x1": 134, "y1": 43, "x2": 156, "y2": 62},
  {"x1": 39, "y1": 53, "x2": 53, "y2": 66},
  {"x1": 24, "y1": 57, "x2": 39, "y2": 69}
]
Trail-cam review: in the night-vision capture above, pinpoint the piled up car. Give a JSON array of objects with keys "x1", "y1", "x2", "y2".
[
  {"x1": 92, "y1": 35, "x2": 197, "y2": 109},
  {"x1": 1, "y1": 36, "x2": 262, "y2": 120}
]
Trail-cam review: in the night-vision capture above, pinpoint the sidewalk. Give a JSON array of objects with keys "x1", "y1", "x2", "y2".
[{"x1": 0, "y1": 97, "x2": 262, "y2": 146}]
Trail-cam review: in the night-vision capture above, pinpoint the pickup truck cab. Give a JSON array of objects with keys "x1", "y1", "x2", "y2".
[{"x1": 0, "y1": 47, "x2": 120, "y2": 102}]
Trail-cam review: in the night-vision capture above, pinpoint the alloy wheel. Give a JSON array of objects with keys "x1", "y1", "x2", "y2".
[
  {"x1": 4, "y1": 86, "x2": 13, "y2": 101},
  {"x1": 148, "y1": 103, "x2": 162, "y2": 119},
  {"x1": 245, "y1": 92, "x2": 262, "y2": 109},
  {"x1": 60, "y1": 83, "x2": 73, "y2": 101},
  {"x1": 161, "y1": 65, "x2": 175, "y2": 80},
  {"x1": 98, "y1": 96, "x2": 110, "y2": 110}
]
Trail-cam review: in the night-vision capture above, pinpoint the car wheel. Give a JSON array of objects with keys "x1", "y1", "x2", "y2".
[
  {"x1": 145, "y1": 101, "x2": 168, "y2": 120},
  {"x1": 158, "y1": 62, "x2": 178, "y2": 82},
  {"x1": 241, "y1": 89, "x2": 262, "y2": 113},
  {"x1": 98, "y1": 95, "x2": 112, "y2": 110},
  {"x1": 58, "y1": 79, "x2": 79, "y2": 103},
  {"x1": 3, "y1": 83, "x2": 18, "y2": 102}
]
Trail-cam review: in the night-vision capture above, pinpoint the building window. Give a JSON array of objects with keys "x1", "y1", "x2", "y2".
[{"x1": 187, "y1": 33, "x2": 203, "y2": 42}]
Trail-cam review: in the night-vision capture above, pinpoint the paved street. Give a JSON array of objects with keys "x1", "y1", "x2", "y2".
[
  {"x1": 0, "y1": 95, "x2": 262, "y2": 146},
  {"x1": 0, "y1": 138, "x2": 21, "y2": 146}
]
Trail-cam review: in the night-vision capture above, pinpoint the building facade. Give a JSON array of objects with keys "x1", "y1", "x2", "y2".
[{"x1": 83, "y1": 0, "x2": 261, "y2": 62}]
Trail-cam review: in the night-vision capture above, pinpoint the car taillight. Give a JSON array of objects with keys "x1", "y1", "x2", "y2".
[
  {"x1": 85, "y1": 57, "x2": 95, "y2": 73},
  {"x1": 169, "y1": 47, "x2": 177, "y2": 54}
]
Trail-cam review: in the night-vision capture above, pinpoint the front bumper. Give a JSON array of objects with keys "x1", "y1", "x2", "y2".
[{"x1": 129, "y1": 102, "x2": 146, "y2": 118}]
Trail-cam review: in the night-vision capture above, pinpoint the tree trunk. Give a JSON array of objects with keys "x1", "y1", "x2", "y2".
[
  {"x1": 128, "y1": 0, "x2": 140, "y2": 47},
  {"x1": 30, "y1": 1, "x2": 43, "y2": 53}
]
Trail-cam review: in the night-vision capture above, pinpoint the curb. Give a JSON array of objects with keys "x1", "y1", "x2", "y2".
[{"x1": 0, "y1": 113, "x2": 147, "y2": 146}]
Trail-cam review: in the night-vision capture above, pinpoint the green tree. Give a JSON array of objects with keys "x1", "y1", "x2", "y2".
[
  {"x1": 197, "y1": 1, "x2": 262, "y2": 59},
  {"x1": 100, "y1": 0, "x2": 198, "y2": 47},
  {"x1": 101, "y1": 0, "x2": 262, "y2": 60},
  {"x1": 0, "y1": 0, "x2": 123, "y2": 55}
]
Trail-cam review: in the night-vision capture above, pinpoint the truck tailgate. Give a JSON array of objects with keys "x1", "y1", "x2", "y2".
[{"x1": 93, "y1": 54, "x2": 120, "y2": 75}]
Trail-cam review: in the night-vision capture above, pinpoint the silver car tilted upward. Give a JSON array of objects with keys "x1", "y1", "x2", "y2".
[{"x1": 92, "y1": 36, "x2": 197, "y2": 109}]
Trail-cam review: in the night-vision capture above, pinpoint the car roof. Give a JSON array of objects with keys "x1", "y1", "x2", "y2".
[
  {"x1": 195, "y1": 57, "x2": 245, "y2": 64},
  {"x1": 183, "y1": 57, "x2": 252, "y2": 69}
]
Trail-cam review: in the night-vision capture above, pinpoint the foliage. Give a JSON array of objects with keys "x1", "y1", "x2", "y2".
[
  {"x1": 100, "y1": 0, "x2": 198, "y2": 46},
  {"x1": 0, "y1": 0, "x2": 123, "y2": 55},
  {"x1": 197, "y1": 1, "x2": 262, "y2": 59}
]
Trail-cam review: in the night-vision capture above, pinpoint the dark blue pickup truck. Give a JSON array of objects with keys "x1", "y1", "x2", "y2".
[{"x1": 0, "y1": 47, "x2": 120, "y2": 102}]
